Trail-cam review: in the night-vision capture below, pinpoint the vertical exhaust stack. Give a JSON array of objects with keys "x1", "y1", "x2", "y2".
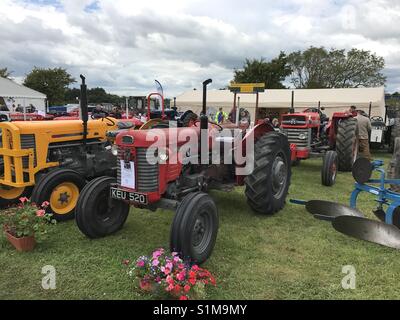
[
  {"x1": 200, "y1": 79, "x2": 212, "y2": 165},
  {"x1": 80, "y1": 75, "x2": 88, "y2": 147}
]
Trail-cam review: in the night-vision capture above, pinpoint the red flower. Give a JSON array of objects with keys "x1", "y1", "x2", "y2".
[
  {"x1": 174, "y1": 284, "x2": 182, "y2": 294},
  {"x1": 184, "y1": 285, "x2": 191, "y2": 293},
  {"x1": 189, "y1": 277, "x2": 196, "y2": 285},
  {"x1": 179, "y1": 295, "x2": 188, "y2": 300},
  {"x1": 36, "y1": 209, "x2": 45, "y2": 217}
]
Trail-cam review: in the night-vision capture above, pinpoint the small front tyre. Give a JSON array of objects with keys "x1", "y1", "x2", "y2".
[
  {"x1": 321, "y1": 150, "x2": 338, "y2": 186},
  {"x1": 170, "y1": 192, "x2": 219, "y2": 265},
  {"x1": 75, "y1": 176, "x2": 130, "y2": 238}
]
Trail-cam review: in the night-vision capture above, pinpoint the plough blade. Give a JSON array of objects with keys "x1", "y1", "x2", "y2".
[
  {"x1": 332, "y1": 216, "x2": 400, "y2": 250},
  {"x1": 305, "y1": 200, "x2": 364, "y2": 221}
]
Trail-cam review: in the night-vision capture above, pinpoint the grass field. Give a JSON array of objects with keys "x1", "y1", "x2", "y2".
[{"x1": 1, "y1": 151, "x2": 400, "y2": 300}]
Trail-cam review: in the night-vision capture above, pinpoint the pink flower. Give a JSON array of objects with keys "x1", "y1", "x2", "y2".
[
  {"x1": 184, "y1": 285, "x2": 191, "y2": 293},
  {"x1": 173, "y1": 256, "x2": 181, "y2": 263},
  {"x1": 19, "y1": 197, "x2": 28, "y2": 203},
  {"x1": 166, "y1": 283, "x2": 174, "y2": 291},
  {"x1": 136, "y1": 260, "x2": 145, "y2": 267},
  {"x1": 41, "y1": 201, "x2": 50, "y2": 208},
  {"x1": 152, "y1": 250, "x2": 162, "y2": 259},
  {"x1": 192, "y1": 265, "x2": 199, "y2": 271},
  {"x1": 163, "y1": 267, "x2": 171, "y2": 275},
  {"x1": 166, "y1": 262, "x2": 173, "y2": 270},
  {"x1": 177, "y1": 271, "x2": 186, "y2": 281},
  {"x1": 178, "y1": 263, "x2": 185, "y2": 269},
  {"x1": 152, "y1": 259, "x2": 159, "y2": 267},
  {"x1": 155, "y1": 276, "x2": 161, "y2": 283},
  {"x1": 179, "y1": 295, "x2": 188, "y2": 300},
  {"x1": 36, "y1": 209, "x2": 45, "y2": 217},
  {"x1": 166, "y1": 275, "x2": 174, "y2": 284},
  {"x1": 171, "y1": 251, "x2": 178, "y2": 256}
]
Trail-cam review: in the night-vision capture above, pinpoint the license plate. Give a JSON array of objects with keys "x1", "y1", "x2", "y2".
[{"x1": 110, "y1": 187, "x2": 148, "y2": 204}]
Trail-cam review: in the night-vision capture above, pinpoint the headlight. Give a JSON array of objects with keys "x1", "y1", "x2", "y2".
[
  {"x1": 158, "y1": 148, "x2": 169, "y2": 162},
  {"x1": 111, "y1": 144, "x2": 118, "y2": 156},
  {"x1": 298, "y1": 133, "x2": 307, "y2": 140}
]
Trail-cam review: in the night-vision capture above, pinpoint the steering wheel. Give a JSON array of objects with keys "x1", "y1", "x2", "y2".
[
  {"x1": 102, "y1": 117, "x2": 116, "y2": 127},
  {"x1": 371, "y1": 116, "x2": 383, "y2": 122},
  {"x1": 193, "y1": 119, "x2": 223, "y2": 131}
]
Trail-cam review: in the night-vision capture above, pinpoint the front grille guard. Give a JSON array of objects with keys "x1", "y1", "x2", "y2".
[{"x1": 0, "y1": 123, "x2": 35, "y2": 187}]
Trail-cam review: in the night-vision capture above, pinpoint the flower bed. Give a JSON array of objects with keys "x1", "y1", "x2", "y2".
[{"x1": 124, "y1": 248, "x2": 216, "y2": 300}]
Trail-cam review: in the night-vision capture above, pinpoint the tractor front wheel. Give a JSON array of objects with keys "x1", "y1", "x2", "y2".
[
  {"x1": 244, "y1": 132, "x2": 291, "y2": 214},
  {"x1": 0, "y1": 185, "x2": 32, "y2": 208},
  {"x1": 31, "y1": 169, "x2": 85, "y2": 221},
  {"x1": 321, "y1": 150, "x2": 338, "y2": 186},
  {"x1": 170, "y1": 192, "x2": 219, "y2": 264},
  {"x1": 75, "y1": 176, "x2": 130, "y2": 238}
]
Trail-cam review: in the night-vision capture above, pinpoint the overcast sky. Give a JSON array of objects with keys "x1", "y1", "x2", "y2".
[{"x1": 0, "y1": 0, "x2": 399, "y2": 97}]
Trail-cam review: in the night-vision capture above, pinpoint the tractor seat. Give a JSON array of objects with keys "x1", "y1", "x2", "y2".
[{"x1": 117, "y1": 121, "x2": 135, "y2": 130}]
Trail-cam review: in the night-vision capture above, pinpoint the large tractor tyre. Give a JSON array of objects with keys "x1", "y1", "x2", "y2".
[
  {"x1": 31, "y1": 169, "x2": 86, "y2": 221},
  {"x1": 170, "y1": 192, "x2": 219, "y2": 265},
  {"x1": 321, "y1": 150, "x2": 338, "y2": 187},
  {"x1": 336, "y1": 117, "x2": 358, "y2": 172},
  {"x1": 181, "y1": 111, "x2": 198, "y2": 127},
  {"x1": 75, "y1": 176, "x2": 130, "y2": 238},
  {"x1": 244, "y1": 132, "x2": 291, "y2": 214},
  {"x1": 387, "y1": 137, "x2": 400, "y2": 193}
]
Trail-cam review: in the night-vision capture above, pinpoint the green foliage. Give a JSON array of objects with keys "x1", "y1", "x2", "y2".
[
  {"x1": 23, "y1": 67, "x2": 76, "y2": 106},
  {"x1": 65, "y1": 87, "x2": 125, "y2": 105},
  {"x1": 287, "y1": 47, "x2": 386, "y2": 88},
  {"x1": 0, "y1": 198, "x2": 55, "y2": 241},
  {"x1": 233, "y1": 52, "x2": 291, "y2": 89},
  {"x1": 0, "y1": 67, "x2": 13, "y2": 79}
]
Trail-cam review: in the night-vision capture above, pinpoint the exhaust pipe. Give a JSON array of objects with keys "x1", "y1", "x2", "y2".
[
  {"x1": 200, "y1": 79, "x2": 212, "y2": 165},
  {"x1": 201, "y1": 79, "x2": 212, "y2": 130},
  {"x1": 80, "y1": 75, "x2": 88, "y2": 147}
]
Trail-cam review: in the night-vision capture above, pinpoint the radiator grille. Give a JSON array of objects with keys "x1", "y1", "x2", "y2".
[
  {"x1": 281, "y1": 128, "x2": 310, "y2": 148},
  {"x1": 117, "y1": 147, "x2": 159, "y2": 192},
  {"x1": 20, "y1": 134, "x2": 36, "y2": 168}
]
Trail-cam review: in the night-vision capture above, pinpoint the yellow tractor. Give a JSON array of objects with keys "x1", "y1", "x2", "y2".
[
  {"x1": 0, "y1": 117, "x2": 121, "y2": 220},
  {"x1": 0, "y1": 75, "x2": 130, "y2": 220}
]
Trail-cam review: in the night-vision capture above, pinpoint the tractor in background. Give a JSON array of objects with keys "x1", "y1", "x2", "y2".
[
  {"x1": 75, "y1": 80, "x2": 292, "y2": 264},
  {"x1": 281, "y1": 106, "x2": 357, "y2": 186}
]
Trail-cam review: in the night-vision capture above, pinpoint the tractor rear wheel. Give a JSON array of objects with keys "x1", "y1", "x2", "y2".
[
  {"x1": 75, "y1": 176, "x2": 130, "y2": 238},
  {"x1": 170, "y1": 192, "x2": 218, "y2": 264},
  {"x1": 336, "y1": 117, "x2": 358, "y2": 172},
  {"x1": 321, "y1": 150, "x2": 338, "y2": 186},
  {"x1": 244, "y1": 132, "x2": 291, "y2": 214},
  {"x1": 31, "y1": 169, "x2": 85, "y2": 221}
]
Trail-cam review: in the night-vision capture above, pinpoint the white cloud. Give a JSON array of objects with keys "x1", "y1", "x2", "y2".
[{"x1": 0, "y1": 0, "x2": 399, "y2": 97}]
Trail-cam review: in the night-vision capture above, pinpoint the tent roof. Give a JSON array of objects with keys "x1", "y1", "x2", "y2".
[
  {"x1": 176, "y1": 87, "x2": 385, "y2": 108},
  {"x1": 0, "y1": 77, "x2": 46, "y2": 99}
]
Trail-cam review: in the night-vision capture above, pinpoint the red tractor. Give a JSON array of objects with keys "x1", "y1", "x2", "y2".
[
  {"x1": 75, "y1": 80, "x2": 292, "y2": 264},
  {"x1": 281, "y1": 107, "x2": 358, "y2": 186}
]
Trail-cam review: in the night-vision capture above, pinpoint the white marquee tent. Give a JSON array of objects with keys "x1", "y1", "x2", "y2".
[
  {"x1": 176, "y1": 87, "x2": 386, "y2": 120},
  {"x1": 0, "y1": 77, "x2": 47, "y2": 112}
]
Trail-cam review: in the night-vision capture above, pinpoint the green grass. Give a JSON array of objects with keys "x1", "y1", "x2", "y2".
[{"x1": 2, "y1": 151, "x2": 400, "y2": 299}]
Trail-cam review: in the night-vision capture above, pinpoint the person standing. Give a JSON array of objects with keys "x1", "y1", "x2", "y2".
[
  {"x1": 355, "y1": 109, "x2": 372, "y2": 160},
  {"x1": 215, "y1": 107, "x2": 227, "y2": 124}
]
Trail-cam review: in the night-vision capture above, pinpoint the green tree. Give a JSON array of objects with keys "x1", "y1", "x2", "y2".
[
  {"x1": 0, "y1": 67, "x2": 13, "y2": 79},
  {"x1": 233, "y1": 52, "x2": 291, "y2": 89},
  {"x1": 23, "y1": 67, "x2": 76, "y2": 106},
  {"x1": 287, "y1": 47, "x2": 386, "y2": 88}
]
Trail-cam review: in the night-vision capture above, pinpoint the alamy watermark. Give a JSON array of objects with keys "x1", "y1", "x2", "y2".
[
  {"x1": 41, "y1": 265, "x2": 56, "y2": 290},
  {"x1": 341, "y1": 265, "x2": 356, "y2": 290}
]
